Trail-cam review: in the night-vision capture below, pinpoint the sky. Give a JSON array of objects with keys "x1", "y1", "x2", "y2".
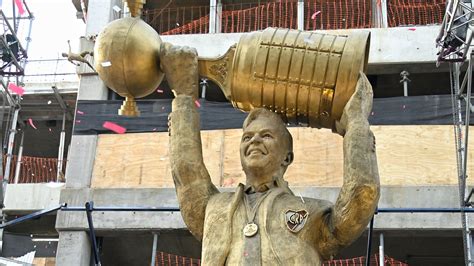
[
  {"x1": 3, "y1": 0, "x2": 86, "y2": 59},
  {"x1": 1, "y1": 0, "x2": 86, "y2": 83}
]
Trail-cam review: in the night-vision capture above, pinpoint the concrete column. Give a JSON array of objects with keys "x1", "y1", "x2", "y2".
[
  {"x1": 209, "y1": 0, "x2": 217, "y2": 33},
  {"x1": 216, "y1": 0, "x2": 222, "y2": 33},
  {"x1": 56, "y1": 231, "x2": 91, "y2": 266},
  {"x1": 66, "y1": 0, "x2": 121, "y2": 188},
  {"x1": 380, "y1": 0, "x2": 388, "y2": 28},
  {"x1": 373, "y1": 0, "x2": 388, "y2": 28},
  {"x1": 57, "y1": 1, "x2": 121, "y2": 264},
  {"x1": 297, "y1": 0, "x2": 304, "y2": 31}
]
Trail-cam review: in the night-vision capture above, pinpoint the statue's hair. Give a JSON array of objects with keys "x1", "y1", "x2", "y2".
[{"x1": 242, "y1": 108, "x2": 293, "y2": 153}]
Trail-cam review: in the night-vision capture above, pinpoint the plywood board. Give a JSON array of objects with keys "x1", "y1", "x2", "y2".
[{"x1": 91, "y1": 125, "x2": 472, "y2": 188}]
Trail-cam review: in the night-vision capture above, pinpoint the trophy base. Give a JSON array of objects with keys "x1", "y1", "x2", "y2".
[{"x1": 118, "y1": 97, "x2": 140, "y2": 117}]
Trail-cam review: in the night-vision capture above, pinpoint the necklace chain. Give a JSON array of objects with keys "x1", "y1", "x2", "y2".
[{"x1": 243, "y1": 191, "x2": 270, "y2": 224}]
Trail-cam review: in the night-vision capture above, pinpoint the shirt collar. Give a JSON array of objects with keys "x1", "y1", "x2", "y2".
[{"x1": 244, "y1": 180, "x2": 278, "y2": 194}]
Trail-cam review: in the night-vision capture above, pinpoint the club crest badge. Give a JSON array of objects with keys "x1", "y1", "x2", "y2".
[{"x1": 285, "y1": 209, "x2": 308, "y2": 233}]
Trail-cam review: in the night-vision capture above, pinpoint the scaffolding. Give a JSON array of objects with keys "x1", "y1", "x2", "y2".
[
  {"x1": 0, "y1": 0, "x2": 33, "y2": 205},
  {"x1": 437, "y1": 0, "x2": 474, "y2": 265}
]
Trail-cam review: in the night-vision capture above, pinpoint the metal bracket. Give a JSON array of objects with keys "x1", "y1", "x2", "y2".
[
  {"x1": 0, "y1": 203, "x2": 66, "y2": 229},
  {"x1": 85, "y1": 201, "x2": 101, "y2": 266},
  {"x1": 51, "y1": 86, "x2": 73, "y2": 120}
]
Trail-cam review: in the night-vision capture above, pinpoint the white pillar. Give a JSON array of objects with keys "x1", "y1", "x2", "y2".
[
  {"x1": 216, "y1": 0, "x2": 222, "y2": 33},
  {"x1": 380, "y1": 0, "x2": 388, "y2": 28},
  {"x1": 297, "y1": 0, "x2": 304, "y2": 30},
  {"x1": 209, "y1": 0, "x2": 217, "y2": 33},
  {"x1": 379, "y1": 233, "x2": 385, "y2": 266},
  {"x1": 372, "y1": 0, "x2": 388, "y2": 28}
]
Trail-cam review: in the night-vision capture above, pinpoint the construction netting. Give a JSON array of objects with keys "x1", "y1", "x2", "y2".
[
  {"x1": 2, "y1": 155, "x2": 66, "y2": 183},
  {"x1": 144, "y1": 0, "x2": 448, "y2": 34},
  {"x1": 304, "y1": 0, "x2": 372, "y2": 30},
  {"x1": 387, "y1": 0, "x2": 446, "y2": 27},
  {"x1": 144, "y1": 0, "x2": 373, "y2": 35},
  {"x1": 155, "y1": 252, "x2": 408, "y2": 265},
  {"x1": 144, "y1": 5, "x2": 211, "y2": 35}
]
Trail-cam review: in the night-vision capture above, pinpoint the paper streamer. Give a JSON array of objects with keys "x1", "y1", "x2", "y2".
[
  {"x1": 101, "y1": 61, "x2": 112, "y2": 67},
  {"x1": 77, "y1": 110, "x2": 85, "y2": 115},
  {"x1": 311, "y1": 11, "x2": 321, "y2": 20},
  {"x1": 8, "y1": 83, "x2": 24, "y2": 96},
  {"x1": 14, "y1": 0, "x2": 25, "y2": 15},
  {"x1": 194, "y1": 100, "x2": 201, "y2": 108},
  {"x1": 103, "y1": 121, "x2": 126, "y2": 134},
  {"x1": 28, "y1": 118, "x2": 37, "y2": 130}
]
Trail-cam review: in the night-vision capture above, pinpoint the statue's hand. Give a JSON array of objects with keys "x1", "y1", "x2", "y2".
[
  {"x1": 159, "y1": 42, "x2": 199, "y2": 99},
  {"x1": 335, "y1": 72, "x2": 373, "y2": 136}
]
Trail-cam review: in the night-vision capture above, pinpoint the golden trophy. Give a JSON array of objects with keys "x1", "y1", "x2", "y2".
[{"x1": 94, "y1": 16, "x2": 369, "y2": 129}]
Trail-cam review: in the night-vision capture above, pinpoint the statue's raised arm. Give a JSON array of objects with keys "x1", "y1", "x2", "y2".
[
  {"x1": 161, "y1": 43, "x2": 219, "y2": 241},
  {"x1": 318, "y1": 72, "x2": 380, "y2": 258}
]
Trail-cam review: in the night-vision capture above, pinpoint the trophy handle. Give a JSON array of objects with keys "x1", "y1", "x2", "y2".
[{"x1": 197, "y1": 45, "x2": 236, "y2": 100}]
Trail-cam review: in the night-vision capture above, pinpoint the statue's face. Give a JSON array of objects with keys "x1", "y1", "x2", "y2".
[{"x1": 240, "y1": 117, "x2": 287, "y2": 175}]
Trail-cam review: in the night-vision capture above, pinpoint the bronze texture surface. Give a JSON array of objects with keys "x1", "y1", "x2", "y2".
[{"x1": 163, "y1": 43, "x2": 379, "y2": 265}]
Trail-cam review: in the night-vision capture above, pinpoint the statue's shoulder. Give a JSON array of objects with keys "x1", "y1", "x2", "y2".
[
  {"x1": 280, "y1": 193, "x2": 333, "y2": 212},
  {"x1": 209, "y1": 191, "x2": 235, "y2": 202}
]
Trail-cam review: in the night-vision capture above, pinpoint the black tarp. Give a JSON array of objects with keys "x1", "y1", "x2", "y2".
[{"x1": 74, "y1": 95, "x2": 465, "y2": 135}]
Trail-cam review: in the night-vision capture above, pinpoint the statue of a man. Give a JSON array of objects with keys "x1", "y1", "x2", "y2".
[{"x1": 162, "y1": 42, "x2": 380, "y2": 265}]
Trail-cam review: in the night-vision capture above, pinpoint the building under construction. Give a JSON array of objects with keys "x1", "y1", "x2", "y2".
[{"x1": 1, "y1": 0, "x2": 474, "y2": 265}]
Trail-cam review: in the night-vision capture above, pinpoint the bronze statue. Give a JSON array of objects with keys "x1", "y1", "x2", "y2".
[
  {"x1": 163, "y1": 42, "x2": 380, "y2": 265},
  {"x1": 62, "y1": 40, "x2": 95, "y2": 71}
]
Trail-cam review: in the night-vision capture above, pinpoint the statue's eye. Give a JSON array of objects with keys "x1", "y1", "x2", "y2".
[
  {"x1": 243, "y1": 135, "x2": 251, "y2": 141},
  {"x1": 263, "y1": 133, "x2": 273, "y2": 139}
]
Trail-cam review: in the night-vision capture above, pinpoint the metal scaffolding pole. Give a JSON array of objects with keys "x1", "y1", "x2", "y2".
[
  {"x1": 438, "y1": 1, "x2": 474, "y2": 264},
  {"x1": 3, "y1": 107, "x2": 18, "y2": 184},
  {"x1": 56, "y1": 112, "x2": 66, "y2": 182},
  {"x1": 450, "y1": 58, "x2": 474, "y2": 266},
  {"x1": 150, "y1": 233, "x2": 158, "y2": 266},
  {"x1": 13, "y1": 130, "x2": 23, "y2": 184}
]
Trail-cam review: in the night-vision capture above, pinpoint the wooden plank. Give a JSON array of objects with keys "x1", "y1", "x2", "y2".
[
  {"x1": 32, "y1": 258, "x2": 56, "y2": 266},
  {"x1": 91, "y1": 125, "x2": 472, "y2": 188}
]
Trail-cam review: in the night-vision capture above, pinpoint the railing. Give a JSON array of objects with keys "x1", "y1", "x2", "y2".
[
  {"x1": 143, "y1": 5, "x2": 211, "y2": 34},
  {"x1": 144, "y1": 0, "x2": 447, "y2": 35},
  {"x1": 387, "y1": 0, "x2": 446, "y2": 27},
  {"x1": 145, "y1": 0, "x2": 373, "y2": 35},
  {"x1": 153, "y1": 251, "x2": 407, "y2": 266},
  {"x1": 2, "y1": 154, "x2": 66, "y2": 183},
  {"x1": 304, "y1": 0, "x2": 372, "y2": 30}
]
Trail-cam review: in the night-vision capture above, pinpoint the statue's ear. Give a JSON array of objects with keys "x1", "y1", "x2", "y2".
[{"x1": 283, "y1": 151, "x2": 294, "y2": 166}]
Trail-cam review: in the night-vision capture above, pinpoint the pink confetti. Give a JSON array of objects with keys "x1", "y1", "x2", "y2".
[
  {"x1": 14, "y1": 0, "x2": 25, "y2": 15},
  {"x1": 194, "y1": 100, "x2": 201, "y2": 108},
  {"x1": 161, "y1": 107, "x2": 165, "y2": 110},
  {"x1": 402, "y1": 105, "x2": 406, "y2": 109},
  {"x1": 8, "y1": 83, "x2": 24, "y2": 96},
  {"x1": 311, "y1": 11, "x2": 321, "y2": 20},
  {"x1": 408, "y1": 28, "x2": 416, "y2": 31},
  {"x1": 153, "y1": 128, "x2": 157, "y2": 131},
  {"x1": 371, "y1": 111, "x2": 374, "y2": 116},
  {"x1": 102, "y1": 121, "x2": 126, "y2": 134},
  {"x1": 75, "y1": 120, "x2": 81, "y2": 124},
  {"x1": 49, "y1": 128, "x2": 52, "y2": 132},
  {"x1": 77, "y1": 110, "x2": 84, "y2": 115},
  {"x1": 28, "y1": 118, "x2": 37, "y2": 130},
  {"x1": 157, "y1": 89, "x2": 164, "y2": 93}
]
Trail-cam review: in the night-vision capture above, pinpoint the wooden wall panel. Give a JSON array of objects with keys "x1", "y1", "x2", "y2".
[{"x1": 91, "y1": 126, "x2": 471, "y2": 188}]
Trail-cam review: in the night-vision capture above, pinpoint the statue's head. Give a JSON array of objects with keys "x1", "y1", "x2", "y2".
[{"x1": 240, "y1": 108, "x2": 294, "y2": 181}]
